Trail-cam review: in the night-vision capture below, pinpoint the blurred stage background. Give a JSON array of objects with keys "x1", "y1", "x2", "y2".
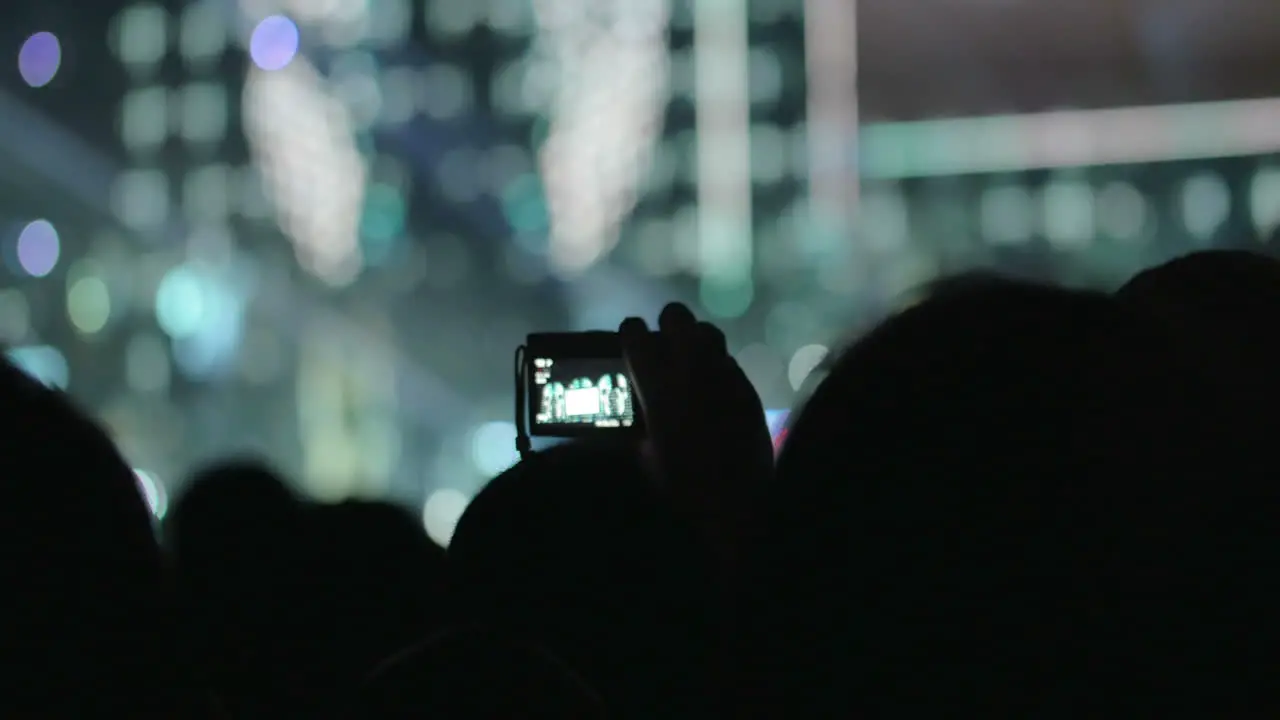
[{"x1": 1, "y1": 0, "x2": 1279, "y2": 543}]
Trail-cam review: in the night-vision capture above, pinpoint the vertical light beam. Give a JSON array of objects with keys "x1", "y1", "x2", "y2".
[
  {"x1": 805, "y1": 0, "x2": 859, "y2": 214},
  {"x1": 804, "y1": 0, "x2": 860, "y2": 294},
  {"x1": 694, "y1": 0, "x2": 754, "y2": 318}
]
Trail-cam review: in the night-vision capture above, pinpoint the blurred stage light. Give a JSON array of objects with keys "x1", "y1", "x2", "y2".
[
  {"x1": 979, "y1": 184, "x2": 1035, "y2": 246},
  {"x1": 787, "y1": 343, "x2": 828, "y2": 392},
  {"x1": 67, "y1": 276, "x2": 112, "y2": 335},
  {"x1": 1181, "y1": 172, "x2": 1231, "y2": 242},
  {"x1": 155, "y1": 263, "x2": 245, "y2": 378},
  {"x1": 243, "y1": 57, "x2": 366, "y2": 286},
  {"x1": 861, "y1": 98, "x2": 1280, "y2": 179},
  {"x1": 1042, "y1": 179, "x2": 1095, "y2": 249},
  {"x1": 250, "y1": 15, "x2": 300, "y2": 71},
  {"x1": 694, "y1": 0, "x2": 754, "y2": 318},
  {"x1": 1250, "y1": 167, "x2": 1280, "y2": 237},
  {"x1": 7, "y1": 345, "x2": 69, "y2": 390},
  {"x1": 112, "y1": 4, "x2": 167, "y2": 69},
  {"x1": 18, "y1": 32, "x2": 62, "y2": 88},
  {"x1": 470, "y1": 421, "x2": 519, "y2": 478},
  {"x1": 422, "y1": 488, "x2": 470, "y2": 547},
  {"x1": 16, "y1": 220, "x2": 60, "y2": 277},
  {"x1": 533, "y1": 0, "x2": 671, "y2": 277},
  {"x1": 155, "y1": 265, "x2": 206, "y2": 340},
  {"x1": 1096, "y1": 182, "x2": 1148, "y2": 242}
]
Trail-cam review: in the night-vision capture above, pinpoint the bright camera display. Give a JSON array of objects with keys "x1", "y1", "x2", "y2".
[{"x1": 531, "y1": 357, "x2": 635, "y2": 430}]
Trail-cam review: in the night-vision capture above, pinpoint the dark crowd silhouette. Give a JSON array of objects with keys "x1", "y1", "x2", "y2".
[{"x1": 5, "y1": 249, "x2": 1280, "y2": 718}]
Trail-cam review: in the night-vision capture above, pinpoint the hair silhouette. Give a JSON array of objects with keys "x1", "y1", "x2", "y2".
[
  {"x1": 448, "y1": 438, "x2": 717, "y2": 720},
  {"x1": 736, "y1": 275, "x2": 1264, "y2": 715}
]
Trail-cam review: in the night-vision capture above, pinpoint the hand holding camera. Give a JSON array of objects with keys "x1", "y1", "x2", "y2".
[
  {"x1": 618, "y1": 304, "x2": 774, "y2": 570},
  {"x1": 514, "y1": 303, "x2": 772, "y2": 568}
]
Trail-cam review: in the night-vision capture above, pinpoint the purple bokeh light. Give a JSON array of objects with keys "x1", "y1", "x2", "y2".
[
  {"x1": 18, "y1": 32, "x2": 61, "y2": 88},
  {"x1": 250, "y1": 15, "x2": 300, "y2": 72},
  {"x1": 16, "y1": 220, "x2": 60, "y2": 277}
]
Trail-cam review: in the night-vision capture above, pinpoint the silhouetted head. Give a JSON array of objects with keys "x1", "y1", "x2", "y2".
[
  {"x1": 166, "y1": 459, "x2": 307, "y2": 717},
  {"x1": 448, "y1": 438, "x2": 716, "y2": 720},
  {"x1": 166, "y1": 457, "x2": 299, "y2": 556},
  {"x1": 1118, "y1": 249, "x2": 1280, "y2": 405},
  {"x1": 738, "y1": 275, "x2": 1266, "y2": 715},
  {"x1": 295, "y1": 500, "x2": 448, "y2": 702},
  {"x1": 361, "y1": 625, "x2": 607, "y2": 720},
  {"x1": 0, "y1": 359, "x2": 192, "y2": 716}
]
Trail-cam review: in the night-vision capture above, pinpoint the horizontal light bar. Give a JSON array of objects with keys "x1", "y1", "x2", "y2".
[{"x1": 860, "y1": 97, "x2": 1280, "y2": 179}]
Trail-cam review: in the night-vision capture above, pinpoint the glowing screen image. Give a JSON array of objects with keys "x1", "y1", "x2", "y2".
[
  {"x1": 564, "y1": 386, "x2": 602, "y2": 417},
  {"x1": 532, "y1": 357, "x2": 635, "y2": 429}
]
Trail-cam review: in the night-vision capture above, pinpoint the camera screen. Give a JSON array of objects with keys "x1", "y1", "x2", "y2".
[{"x1": 531, "y1": 356, "x2": 636, "y2": 431}]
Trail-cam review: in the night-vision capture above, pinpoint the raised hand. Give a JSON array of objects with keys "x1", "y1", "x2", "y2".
[{"x1": 620, "y1": 303, "x2": 773, "y2": 571}]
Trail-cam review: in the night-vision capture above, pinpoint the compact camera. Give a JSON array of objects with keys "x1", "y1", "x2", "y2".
[{"x1": 514, "y1": 332, "x2": 645, "y2": 447}]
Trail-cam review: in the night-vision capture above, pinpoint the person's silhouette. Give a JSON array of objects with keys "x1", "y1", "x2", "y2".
[
  {"x1": 735, "y1": 275, "x2": 1262, "y2": 715},
  {"x1": 0, "y1": 359, "x2": 207, "y2": 717},
  {"x1": 448, "y1": 438, "x2": 717, "y2": 720}
]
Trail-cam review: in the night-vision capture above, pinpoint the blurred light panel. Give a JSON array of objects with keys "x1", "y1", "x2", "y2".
[
  {"x1": 534, "y1": 0, "x2": 671, "y2": 276},
  {"x1": 805, "y1": 0, "x2": 858, "y2": 213},
  {"x1": 861, "y1": 98, "x2": 1280, "y2": 179},
  {"x1": 250, "y1": 15, "x2": 300, "y2": 71},
  {"x1": 694, "y1": 0, "x2": 754, "y2": 318},
  {"x1": 7, "y1": 345, "x2": 69, "y2": 389},
  {"x1": 243, "y1": 58, "x2": 366, "y2": 285},
  {"x1": 16, "y1": 220, "x2": 60, "y2": 277},
  {"x1": 18, "y1": 32, "x2": 61, "y2": 87}
]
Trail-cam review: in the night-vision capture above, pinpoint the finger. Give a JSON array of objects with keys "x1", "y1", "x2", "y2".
[
  {"x1": 658, "y1": 302, "x2": 697, "y2": 333},
  {"x1": 619, "y1": 316, "x2": 650, "y2": 337},
  {"x1": 657, "y1": 303, "x2": 699, "y2": 387},
  {"x1": 620, "y1": 317, "x2": 656, "y2": 378},
  {"x1": 693, "y1": 321, "x2": 729, "y2": 357}
]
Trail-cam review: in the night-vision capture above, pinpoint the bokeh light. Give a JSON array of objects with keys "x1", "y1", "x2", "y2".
[
  {"x1": 67, "y1": 276, "x2": 111, "y2": 334},
  {"x1": 470, "y1": 421, "x2": 519, "y2": 478},
  {"x1": 422, "y1": 488, "x2": 470, "y2": 547},
  {"x1": 18, "y1": 32, "x2": 61, "y2": 88},
  {"x1": 16, "y1": 220, "x2": 60, "y2": 277},
  {"x1": 7, "y1": 345, "x2": 69, "y2": 389},
  {"x1": 788, "y1": 344, "x2": 830, "y2": 392},
  {"x1": 250, "y1": 15, "x2": 300, "y2": 71},
  {"x1": 155, "y1": 266, "x2": 206, "y2": 339}
]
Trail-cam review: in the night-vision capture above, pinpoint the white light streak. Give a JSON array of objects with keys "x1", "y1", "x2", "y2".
[
  {"x1": 533, "y1": 0, "x2": 671, "y2": 276},
  {"x1": 243, "y1": 58, "x2": 366, "y2": 286},
  {"x1": 805, "y1": 0, "x2": 859, "y2": 216},
  {"x1": 861, "y1": 97, "x2": 1280, "y2": 179},
  {"x1": 694, "y1": 0, "x2": 753, "y2": 315}
]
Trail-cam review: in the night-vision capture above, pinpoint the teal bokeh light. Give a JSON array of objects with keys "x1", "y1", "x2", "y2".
[
  {"x1": 360, "y1": 183, "x2": 406, "y2": 265},
  {"x1": 502, "y1": 173, "x2": 550, "y2": 254}
]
